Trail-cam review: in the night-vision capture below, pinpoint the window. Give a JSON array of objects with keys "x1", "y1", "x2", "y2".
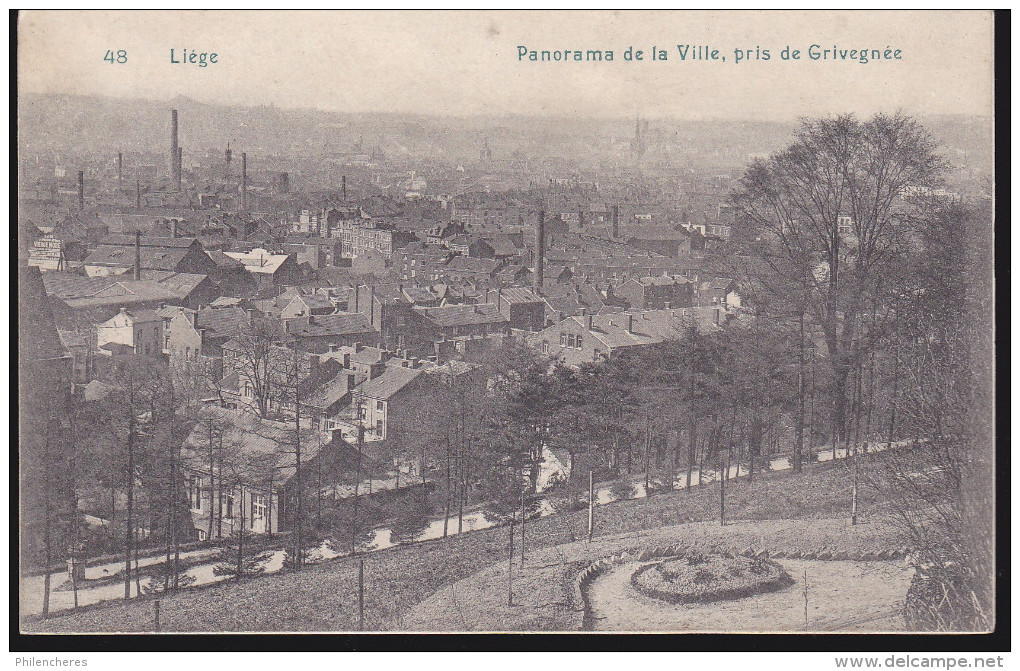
[
  {"x1": 376, "y1": 419, "x2": 383, "y2": 434},
  {"x1": 221, "y1": 494, "x2": 234, "y2": 519},
  {"x1": 251, "y1": 494, "x2": 266, "y2": 528},
  {"x1": 376, "y1": 400, "x2": 384, "y2": 411},
  {"x1": 164, "y1": 335, "x2": 171, "y2": 349},
  {"x1": 560, "y1": 333, "x2": 567, "y2": 347},
  {"x1": 576, "y1": 336, "x2": 583, "y2": 349},
  {"x1": 186, "y1": 347, "x2": 191, "y2": 358},
  {"x1": 542, "y1": 342, "x2": 549, "y2": 354},
  {"x1": 567, "y1": 334, "x2": 576, "y2": 348},
  {"x1": 359, "y1": 406, "x2": 367, "y2": 420}
]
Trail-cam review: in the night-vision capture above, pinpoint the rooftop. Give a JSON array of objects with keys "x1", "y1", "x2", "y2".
[
  {"x1": 285, "y1": 312, "x2": 377, "y2": 338},
  {"x1": 414, "y1": 303, "x2": 509, "y2": 328},
  {"x1": 357, "y1": 364, "x2": 422, "y2": 401}
]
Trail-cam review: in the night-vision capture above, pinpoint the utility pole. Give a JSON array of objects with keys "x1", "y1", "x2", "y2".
[
  {"x1": 803, "y1": 568, "x2": 809, "y2": 629},
  {"x1": 587, "y1": 469, "x2": 594, "y2": 543},
  {"x1": 507, "y1": 517, "x2": 515, "y2": 607},
  {"x1": 351, "y1": 412, "x2": 365, "y2": 555},
  {"x1": 520, "y1": 486, "x2": 526, "y2": 564},
  {"x1": 644, "y1": 417, "x2": 651, "y2": 497},
  {"x1": 358, "y1": 558, "x2": 365, "y2": 631},
  {"x1": 719, "y1": 446, "x2": 728, "y2": 526}
]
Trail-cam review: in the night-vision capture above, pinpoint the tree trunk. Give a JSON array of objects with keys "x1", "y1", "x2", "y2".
[
  {"x1": 42, "y1": 423, "x2": 52, "y2": 618},
  {"x1": 125, "y1": 409, "x2": 135, "y2": 600},
  {"x1": 236, "y1": 484, "x2": 244, "y2": 580},
  {"x1": 207, "y1": 426, "x2": 216, "y2": 541},
  {"x1": 443, "y1": 434, "x2": 452, "y2": 539},
  {"x1": 794, "y1": 311, "x2": 806, "y2": 472},
  {"x1": 686, "y1": 421, "x2": 697, "y2": 491},
  {"x1": 294, "y1": 352, "x2": 303, "y2": 569},
  {"x1": 887, "y1": 344, "x2": 900, "y2": 449}
]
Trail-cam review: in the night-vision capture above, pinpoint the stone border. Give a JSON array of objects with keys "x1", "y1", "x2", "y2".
[{"x1": 574, "y1": 543, "x2": 912, "y2": 630}]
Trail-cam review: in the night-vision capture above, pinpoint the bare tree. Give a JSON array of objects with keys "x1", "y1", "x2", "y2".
[{"x1": 732, "y1": 113, "x2": 945, "y2": 451}]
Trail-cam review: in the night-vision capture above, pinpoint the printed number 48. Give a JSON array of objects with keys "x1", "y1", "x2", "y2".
[{"x1": 104, "y1": 50, "x2": 128, "y2": 64}]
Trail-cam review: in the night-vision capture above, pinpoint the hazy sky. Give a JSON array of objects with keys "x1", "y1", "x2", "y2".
[{"x1": 18, "y1": 10, "x2": 995, "y2": 120}]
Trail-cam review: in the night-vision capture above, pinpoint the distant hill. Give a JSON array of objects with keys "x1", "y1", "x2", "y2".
[{"x1": 17, "y1": 93, "x2": 992, "y2": 175}]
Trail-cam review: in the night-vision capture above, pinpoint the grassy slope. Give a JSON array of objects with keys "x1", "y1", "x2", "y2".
[{"x1": 24, "y1": 455, "x2": 896, "y2": 632}]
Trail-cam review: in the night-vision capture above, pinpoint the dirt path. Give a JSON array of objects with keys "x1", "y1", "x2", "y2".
[{"x1": 587, "y1": 559, "x2": 911, "y2": 632}]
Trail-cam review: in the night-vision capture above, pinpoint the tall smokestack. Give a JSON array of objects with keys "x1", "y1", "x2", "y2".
[
  {"x1": 225, "y1": 144, "x2": 232, "y2": 176},
  {"x1": 342, "y1": 175, "x2": 347, "y2": 201},
  {"x1": 279, "y1": 172, "x2": 289, "y2": 194},
  {"x1": 136, "y1": 179, "x2": 141, "y2": 209},
  {"x1": 241, "y1": 152, "x2": 248, "y2": 212},
  {"x1": 77, "y1": 171, "x2": 84, "y2": 210},
  {"x1": 117, "y1": 152, "x2": 123, "y2": 190},
  {"x1": 176, "y1": 146, "x2": 183, "y2": 191},
  {"x1": 170, "y1": 109, "x2": 180, "y2": 188},
  {"x1": 578, "y1": 208, "x2": 584, "y2": 230},
  {"x1": 134, "y1": 230, "x2": 142, "y2": 280},
  {"x1": 611, "y1": 204, "x2": 620, "y2": 238},
  {"x1": 533, "y1": 210, "x2": 545, "y2": 293}
]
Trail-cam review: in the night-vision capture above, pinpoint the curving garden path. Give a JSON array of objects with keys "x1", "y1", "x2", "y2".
[{"x1": 401, "y1": 517, "x2": 913, "y2": 632}]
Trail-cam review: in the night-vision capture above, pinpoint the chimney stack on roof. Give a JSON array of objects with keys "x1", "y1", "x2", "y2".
[
  {"x1": 170, "y1": 109, "x2": 181, "y2": 190},
  {"x1": 611, "y1": 204, "x2": 620, "y2": 238},
  {"x1": 77, "y1": 171, "x2": 84, "y2": 211},
  {"x1": 134, "y1": 230, "x2": 142, "y2": 280},
  {"x1": 626, "y1": 314, "x2": 635, "y2": 334},
  {"x1": 533, "y1": 209, "x2": 545, "y2": 294},
  {"x1": 240, "y1": 152, "x2": 248, "y2": 212}
]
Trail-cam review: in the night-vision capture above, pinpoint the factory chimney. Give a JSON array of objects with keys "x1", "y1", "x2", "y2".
[
  {"x1": 342, "y1": 175, "x2": 347, "y2": 201},
  {"x1": 170, "y1": 109, "x2": 181, "y2": 189},
  {"x1": 136, "y1": 179, "x2": 141, "y2": 209},
  {"x1": 117, "y1": 152, "x2": 123, "y2": 190},
  {"x1": 176, "y1": 146, "x2": 183, "y2": 191},
  {"x1": 611, "y1": 204, "x2": 620, "y2": 238},
  {"x1": 77, "y1": 171, "x2": 84, "y2": 210},
  {"x1": 279, "y1": 172, "x2": 289, "y2": 194},
  {"x1": 578, "y1": 208, "x2": 584, "y2": 230},
  {"x1": 241, "y1": 152, "x2": 248, "y2": 212},
  {"x1": 134, "y1": 230, "x2": 142, "y2": 280},
  {"x1": 533, "y1": 210, "x2": 545, "y2": 293},
  {"x1": 225, "y1": 143, "x2": 232, "y2": 176}
]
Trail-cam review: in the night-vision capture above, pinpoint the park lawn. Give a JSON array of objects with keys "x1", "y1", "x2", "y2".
[{"x1": 24, "y1": 452, "x2": 901, "y2": 633}]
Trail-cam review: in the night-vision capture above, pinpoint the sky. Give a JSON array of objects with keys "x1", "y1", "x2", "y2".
[{"x1": 17, "y1": 10, "x2": 995, "y2": 121}]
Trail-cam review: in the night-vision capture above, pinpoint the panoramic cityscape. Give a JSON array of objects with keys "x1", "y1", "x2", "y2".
[{"x1": 16, "y1": 11, "x2": 996, "y2": 637}]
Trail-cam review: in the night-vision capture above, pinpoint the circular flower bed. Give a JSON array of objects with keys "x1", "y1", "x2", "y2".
[{"x1": 631, "y1": 553, "x2": 792, "y2": 604}]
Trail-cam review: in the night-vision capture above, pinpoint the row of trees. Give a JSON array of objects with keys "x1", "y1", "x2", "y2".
[{"x1": 728, "y1": 113, "x2": 993, "y2": 631}]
